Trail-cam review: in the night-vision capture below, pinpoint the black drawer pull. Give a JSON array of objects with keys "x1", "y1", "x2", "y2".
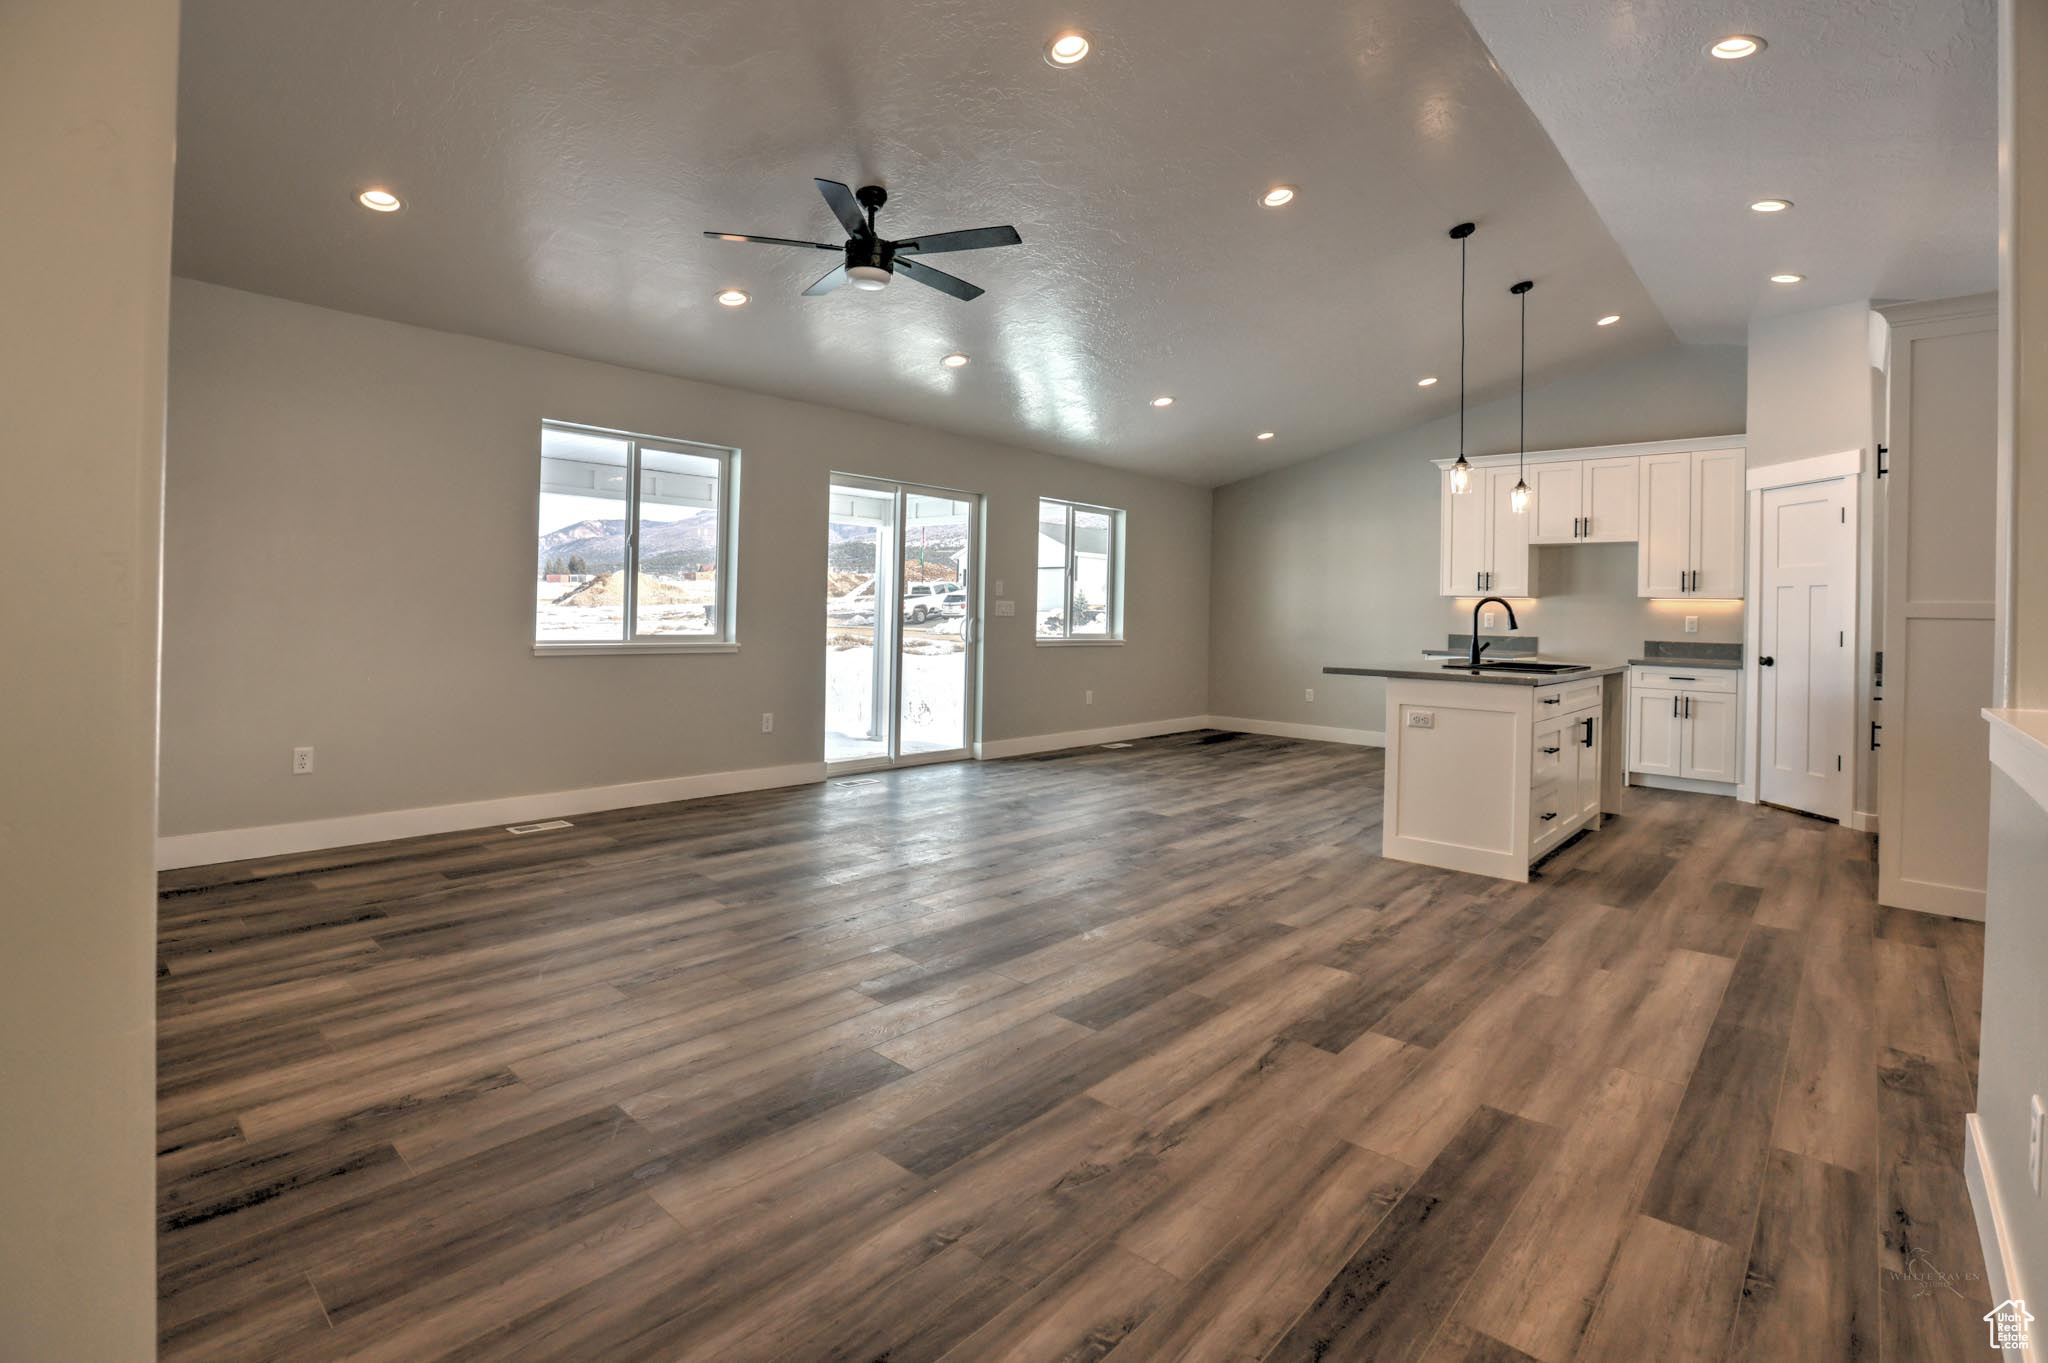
[
  {"x1": 1541, "y1": 746, "x2": 1560, "y2": 754},
  {"x1": 1540, "y1": 812, "x2": 1558, "y2": 821},
  {"x1": 1541, "y1": 696, "x2": 1561, "y2": 705}
]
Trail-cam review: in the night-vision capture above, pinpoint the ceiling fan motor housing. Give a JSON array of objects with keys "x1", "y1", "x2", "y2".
[{"x1": 846, "y1": 236, "x2": 895, "y2": 289}]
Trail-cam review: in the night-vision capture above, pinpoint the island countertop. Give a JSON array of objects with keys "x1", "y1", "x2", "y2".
[{"x1": 1322, "y1": 662, "x2": 1630, "y2": 686}]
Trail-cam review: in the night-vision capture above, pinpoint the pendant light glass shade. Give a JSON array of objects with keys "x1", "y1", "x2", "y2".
[
  {"x1": 1447, "y1": 223, "x2": 1475, "y2": 493},
  {"x1": 1510, "y1": 278, "x2": 1533, "y2": 515}
]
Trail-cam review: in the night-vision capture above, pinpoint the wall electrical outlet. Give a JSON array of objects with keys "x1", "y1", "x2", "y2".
[
  {"x1": 2030, "y1": 1094, "x2": 2044, "y2": 1194},
  {"x1": 992, "y1": 579, "x2": 1005, "y2": 598},
  {"x1": 1084, "y1": 689, "x2": 1094, "y2": 706},
  {"x1": 1685, "y1": 615, "x2": 1699, "y2": 634},
  {"x1": 760, "y1": 713, "x2": 774, "y2": 733},
  {"x1": 292, "y1": 746, "x2": 315, "y2": 775},
  {"x1": 1482, "y1": 612, "x2": 1497, "y2": 629},
  {"x1": 1304, "y1": 688, "x2": 1315, "y2": 703},
  {"x1": 1407, "y1": 710, "x2": 1435, "y2": 730}
]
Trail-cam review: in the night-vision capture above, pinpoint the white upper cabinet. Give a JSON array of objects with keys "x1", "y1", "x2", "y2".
[
  {"x1": 1438, "y1": 467, "x2": 1534, "y2": 596},
  {"x1": 1635, "y1": 448, "x2": 1746, "y2": 598},
  {"x1": 1436, "y1": 438, "x2": 1743, "y2": 600},
  {"x1": 1528, "y1": 461, "x2": 1583, "y2": 545},
  {"x1": 1581, "y1": 457, "x2": 1641, "y2": 542},
  {"x1": 1530, "y1": 457, "x2": 1639, "y2": 545}
]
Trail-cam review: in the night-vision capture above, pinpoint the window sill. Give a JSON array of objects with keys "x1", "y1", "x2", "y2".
[
  {"x1": 1034, "y1": 638, "x2": 1125, "y2": 647},
  {"x1": 533, "y1": 641, "x2": 739, "y2": 657}
]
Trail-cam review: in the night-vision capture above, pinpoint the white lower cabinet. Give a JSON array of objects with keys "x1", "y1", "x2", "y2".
[{"x1": 1627, "y1": 667, "x2": 1739, "y2": 788}]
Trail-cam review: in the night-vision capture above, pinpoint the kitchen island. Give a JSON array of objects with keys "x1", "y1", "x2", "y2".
[{"x1": 1324, "y1": 661, "x2": 1628, "y2": 881}]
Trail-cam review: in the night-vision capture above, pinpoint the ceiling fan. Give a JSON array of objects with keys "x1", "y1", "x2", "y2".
[{"x1": 704, "y1": 178, "x2": 1022, "y2": 302}]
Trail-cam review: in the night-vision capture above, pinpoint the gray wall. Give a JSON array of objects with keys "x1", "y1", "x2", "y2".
[
  {"x1": 0, "y1": 0, "x2": 175, "y2": 1354},
  {"x1": 162, "y1": 281, "x2": 1211, "y2": 837},
  {"x1": 1208, "y1": 344, "x2": 1747, "y2": 730}
]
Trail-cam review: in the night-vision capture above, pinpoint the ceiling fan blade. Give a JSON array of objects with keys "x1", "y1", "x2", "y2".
[
  {"x1": 814, "y1": 179, "x2": 869, "y2": 239},
  {"x1": 702, "y1": 231, "x2": 840, "y2": 251},
  {"x1": 892, "y1": 257, "x2": 984, "y2": 302},
  {"x1": 803, "y1": 264, "x2": 849, "y2": 296},
  {"x1": 893, "y1": 225, "x2": 1023, "y2": 256}
]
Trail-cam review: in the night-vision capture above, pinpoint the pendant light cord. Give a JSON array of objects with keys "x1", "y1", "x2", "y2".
[
  {"x1": 1458, "y1": 234, "x2": 1468, "y2": 460},
  {"x1": 1518, "y1": 284, "x2": 1526, "y2": 478}
]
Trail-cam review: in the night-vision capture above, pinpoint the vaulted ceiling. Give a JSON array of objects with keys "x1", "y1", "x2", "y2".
[{"x1": 172, "y1": 0, "x2": 1670, "y2": 485}]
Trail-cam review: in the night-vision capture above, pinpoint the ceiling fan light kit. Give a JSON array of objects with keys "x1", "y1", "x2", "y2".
[{"x1": 705, "y1": 178, "x2": 1022, "y2": 303}]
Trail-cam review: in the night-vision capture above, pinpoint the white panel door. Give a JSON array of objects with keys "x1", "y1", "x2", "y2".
[
  {"x1": 1681, "y1": 692, "x2": 1739, "y2": 782},
  {"x1": 1486, "y1": 466, "x2": 1531, "y2": 596},
  {"x1": 1441, "y1": 470, "x2": 1488, "y2": 595},
  {"x1": 1529, "y1": 461, "x2": 1583, "y2": 544},
  {"x1": 1758, "y1": 480, "x2": 1854, "y2": 819},
  {"x1": 1879, "y1": 309, "x2": 1996, "y2": 917},
  {"x1": 1581, "y1": 457, "x2": 1640, "y2": 542},
  {"x1": 1691, "y1": 448, "x2": 1747, "y2": 596},
  {"x1": 1629, "y1": 688, "x2": 1682, "y2": 777},
  {"x1": 1637, "y1": 452, "x2": 1692, "y2": 596},
  {"x1": 1572, "y1": 710, "x2": 1602, "y2": 821}
]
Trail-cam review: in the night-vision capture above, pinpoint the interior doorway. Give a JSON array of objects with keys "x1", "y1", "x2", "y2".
[
  {"x1": 1755, "y1": 476, "x2": 1856, "y2": 821},
  {"x1": 824, "y1": 477, "x2": 981, "y2": 769}
]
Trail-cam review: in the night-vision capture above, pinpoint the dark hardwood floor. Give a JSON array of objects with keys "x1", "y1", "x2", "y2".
[{"x1": 155, "y1": 731, "x2": 1989, "y2": 1362}]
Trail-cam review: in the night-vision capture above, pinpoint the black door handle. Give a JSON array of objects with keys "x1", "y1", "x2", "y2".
[{"x1": 1759, "y1": 655, "x2": 1774, "y2": 666}]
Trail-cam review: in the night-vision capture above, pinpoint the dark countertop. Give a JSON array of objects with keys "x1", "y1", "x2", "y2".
[
  {"x1": 1323, "y1": 662, "x2": 1630, "y2": 687},
  {"x1": 1627, "y1": 656, "x2": 1743, "y2": 671}
]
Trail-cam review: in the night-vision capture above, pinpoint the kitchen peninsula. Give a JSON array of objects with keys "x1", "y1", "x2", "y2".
[{"x1": 1325, "y1": 660, "x2": 1628, "y2": 881}]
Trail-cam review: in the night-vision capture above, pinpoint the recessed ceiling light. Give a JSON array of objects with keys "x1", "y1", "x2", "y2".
[
  {"x1": 1256, "y1": 431, "x2": 1276, "y2": 441},
  {"x1": 1749, "y1": 198, "x2": 1792, "y2": 213},
  {"x1": 1417, "y1": 376, "x2": 1439, "y2": 387},
  {"x1": 1708, "y1": 34, "x2": 1765, "y2": 59},
  {"x1": 1150, "y1": 396, "x2": 1175, "y2": 408},
  {"x1": 357, "y1": 188, "x2": 402, "y2": 212},
  {"x1": 1259, "y1": 186, "x2": 1297, "y2": 209},
  {"x1": 941, "y1": 352, "x2": 970, "y2": 368},
  {"x1": 1769, "y1": 273, "x2": 1805, "y2": 285},
  {"x1": 715, "y1": 288, "x2": 750, "y2": 307},
  {"x1": 1597, "y1": 314, "x2": 1621, "y2": 326},
  {"x1": 1045, "y1": 31, "x2": 1090, "y2": 66}
]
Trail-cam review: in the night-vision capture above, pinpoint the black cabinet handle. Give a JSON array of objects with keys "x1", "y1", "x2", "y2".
[
  {"x1": 1541, "y1": 746, "x2": 1560, "y2": 754},
  {"x1": 1540, "y1": 812, "x2": 1558, "y2": 822},
  {"x1": 1672, "y1": 695, "x2": 1679, "y2": 718},
  {"x1": 1683, "y1": 696, "x2": 1691, "y2": 719},
  {"x1": 1581, "y1": 717, "x2": 1595, "y2": 747},
  {"x1": 1759, "y1": 655, "x2": 1774, "y2": 666},
  {"x1": 1542, "y1": 696, "x2": 1561, "y2": 706}
]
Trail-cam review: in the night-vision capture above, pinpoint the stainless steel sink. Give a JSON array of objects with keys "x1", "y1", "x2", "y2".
[{"x1": 1441, "y1": 659, "x2": 1592, "y2": 674}]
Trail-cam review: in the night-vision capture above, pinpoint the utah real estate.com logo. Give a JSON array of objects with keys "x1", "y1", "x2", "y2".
[{"x1": 1984, "y1": 1298, "x2": 2032, "y2": 1351}]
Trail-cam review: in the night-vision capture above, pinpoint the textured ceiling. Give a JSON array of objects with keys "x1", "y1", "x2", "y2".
[
  {"x1": 173, "y1": 0, "x2": 1672, "y2": 486},
  {"x1": 1460, "y1": 0, "x2": 1998, "y2": 346}
]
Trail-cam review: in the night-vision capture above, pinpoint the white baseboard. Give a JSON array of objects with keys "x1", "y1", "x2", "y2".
[
  {"x1": 974, "y1": 716, "x2": 1212, "y2": 761},
  {"x1": 155, "y1": 761, "x2": 827, "y2": 870},
  {"x1": 1966, "y1": 1111, "x2": 2036, "y2": 1363},
  {"x1": 1627, "y1": 772, "x2": 1739, "y2": 797},
  {"x1": 1848, "y1": 809, "x2": 1880, "y2": 833},
  {"x1": 1205, "y1": 716, "x2": 1387, "y2": 747}
]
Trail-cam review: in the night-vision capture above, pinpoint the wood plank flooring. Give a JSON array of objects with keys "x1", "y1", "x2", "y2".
[{"x1": 156, "y1": 731, "x2": 1989, "y2": 1362}]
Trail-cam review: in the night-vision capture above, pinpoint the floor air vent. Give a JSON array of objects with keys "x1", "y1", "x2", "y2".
[{"x1": 505, "y1": 819, "x2": 573, "y2": 835}]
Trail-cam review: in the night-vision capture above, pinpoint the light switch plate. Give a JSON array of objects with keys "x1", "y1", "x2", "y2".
[
  {"x1": 994, "y1": 600, "x2": 1016, "y2": 617},
  {"x1": 992, "y1": 579, "x2": 1004, "y2": 597}
]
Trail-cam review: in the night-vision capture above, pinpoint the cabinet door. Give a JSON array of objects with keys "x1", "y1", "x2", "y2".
[
  {"x1": 1441, "y1": 469, "x2": 1488, "y2": 595},
  {"x1": 1581, "y1": 457, "x2": 1640, "y2": 542},
  {"x1": 1681, "y1": 691, "x2": 1739, "y2": 782},
  {"x1": 1572, "y1": 710, "x2": 1602, "y2": 822},
  {"x1": 1528, "y1": 461, "x2": 1583, "y2": 544},
  {"x1": 1690, "y1": 448, "x2": 1746, "y2": 597},
  {"x1": 1486, "y1": 466, "x2": 1531, "y2": 596},
  {"x1": 1629, "y1": 687, "x2": 1682, "y2": 776},
  {"x1": 1637, "y1": 452, "x2": 1692, "y2": 596}
]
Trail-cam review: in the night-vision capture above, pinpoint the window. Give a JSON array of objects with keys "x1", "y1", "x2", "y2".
[
  {"x1": 535, "y1": 421, "x2": 738, "y2": 651},
  {"x1": 1036, "y1": 497, "x2": 1123, "y2": 641}
]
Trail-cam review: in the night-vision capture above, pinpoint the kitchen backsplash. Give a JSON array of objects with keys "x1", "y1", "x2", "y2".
[{"x1": 1639, "y1": 640, "x2": 1743, "y2": 662}]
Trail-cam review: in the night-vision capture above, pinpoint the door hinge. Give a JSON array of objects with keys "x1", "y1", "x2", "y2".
[
  {"x1": 1876, "y1": 444, "x2": 1889, "y2": 478},
  {"x1": 1840, "y1": 507, "x2": 1846, "y2": 524},
  {"x1": 1837, "y1": 755, "x2": 1843, "y2": 772},
  {"x1": 1870, "y1": 721, "x2": 1882, "y2": 750}
]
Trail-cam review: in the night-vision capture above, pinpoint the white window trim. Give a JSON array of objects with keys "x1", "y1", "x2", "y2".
[
  {"x1": 535, "y1": 420, "x2": 741, "y2": 651},
  {"x1": 1035, "y1": 497, "x2": 1126, "y2": 643}
]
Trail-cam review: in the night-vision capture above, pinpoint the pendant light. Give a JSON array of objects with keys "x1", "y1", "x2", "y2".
[
  {"x1": 1509, "y1": 279, "x2": 1534, "y2": 514},
  {"x1": 1447, "y1": 222, "x2": 1476, "y2": 495}
]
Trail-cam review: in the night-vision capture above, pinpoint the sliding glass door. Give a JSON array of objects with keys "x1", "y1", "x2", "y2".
[{"x1": 825, "y1": 477, "x2": 980, "y2": 768}]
